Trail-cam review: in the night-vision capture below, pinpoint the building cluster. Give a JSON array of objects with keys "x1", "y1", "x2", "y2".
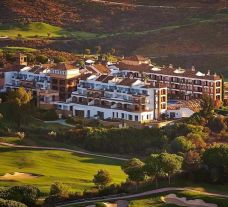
[{"x1": 0, "y1": 53, "x2": 223, "y2": 124}]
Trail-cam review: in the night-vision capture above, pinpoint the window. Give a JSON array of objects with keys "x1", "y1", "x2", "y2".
[
  {"x1": 121, "y1": 113, "x2": 124, "y2": 119},
  {"x1": 135, "y1": 115, "x2": 138, "y2": 121},
  {"x1": 128, "y1": 115, "x2": 132, "y2": 121}
]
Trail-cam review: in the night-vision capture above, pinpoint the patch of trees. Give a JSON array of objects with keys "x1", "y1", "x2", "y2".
[
  {"x1": 0, "y1": 198, "x2": 27, "y2": 207},
  {"x1": 0, "y1": 186, "x2": 40, "y2": 207}
]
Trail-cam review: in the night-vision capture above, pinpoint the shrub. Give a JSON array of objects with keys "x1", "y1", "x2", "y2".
[
  {"x1": 50, "y1": 182, "x2": 71, "y2": 198},
  {"x1": 0, "y1": 198, "x2": 27, "y2": 207},
  {"x1": 171, "y1": 136, "x2": 195, "y2": 153},
  {"x1": 83, "y1": 189, "x2": 99, "y2": 198},
  {"x1": 7, "y1": 185, "x2": 40, "y2": 206},
  {"x1": 42, "y1": 110, "x2": 58, "y2": 121},
  {"x1": 95, "y1": 203, "x2": 106, "y2": 207}
]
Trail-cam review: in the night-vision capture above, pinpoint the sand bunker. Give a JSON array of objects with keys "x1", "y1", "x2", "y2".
[
  {"x1": 162, "y1": 194, "x2": 218, "y2": 207},
  {"x1": 0, "y1": 172, "x2": 39, "y2": 180}
]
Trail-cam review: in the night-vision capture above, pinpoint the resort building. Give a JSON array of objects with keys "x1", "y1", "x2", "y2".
[
  {"x1": 4, "y1": 65, "x2": 51, "y2": 91},
  {"x1": 55, "y1": 74, "x2": 167, "y2": 123},
  {"x1": 49, "y1": 62, "x2": 81, "y2": 101},
  {"x1": 3, "y1": 65, "x2": 59, "y2": 108},
  {"x1": 115, "y1": 56, "x2": 223, "y2": 101}
]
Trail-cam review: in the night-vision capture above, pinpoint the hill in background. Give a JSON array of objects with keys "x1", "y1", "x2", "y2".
[{"x1": 0, "y1": 0, "x2": 228, "y2": 78}]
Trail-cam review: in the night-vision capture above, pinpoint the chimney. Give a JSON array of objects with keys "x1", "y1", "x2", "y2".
[
  {"x1": 214, "y1": 73, "x2": 217, "y2": 77},
  {"x1": 207, "y1": 70, "x2": 211, "y2": 76},
  {"x1": 192, "y1": 66, "x2": 195, "y2": 71},
  {"x1": 169, "y1": 64, "x2": 173, "y2": 69}
]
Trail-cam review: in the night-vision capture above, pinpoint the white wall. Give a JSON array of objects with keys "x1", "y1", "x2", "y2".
[{"x1": 167, "y1": 108, "x2": 194, "y2": 119}]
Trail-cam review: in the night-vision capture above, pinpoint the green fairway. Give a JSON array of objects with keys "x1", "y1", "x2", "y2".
[
  {"x1": 0, "y1": 22, "x2": 99, "y2": 40},
  {"x1": 1, "y1": 46, "x2": 37, "y2": 52},
  {"x1": 0, "y1": 147, "x2": 126, "y2": 194}
]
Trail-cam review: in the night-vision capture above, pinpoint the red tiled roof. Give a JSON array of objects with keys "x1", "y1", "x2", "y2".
[
  {"x1": 52, "y1": 62, "x2": 77, "y2": 70},
  {"x1": 117, "y1": 62, "x2": 221, "y2": 80},
  {"x1": 124, "y1": 55, "x2": 149, "y2": 62},
  {"x1": 118, "y1": 78, "x2": 137, "y2": 86}
]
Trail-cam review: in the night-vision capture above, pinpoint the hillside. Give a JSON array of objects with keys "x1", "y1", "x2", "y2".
[{"x1": 0, "y1": 0, "x2": 228, "y2": 78}]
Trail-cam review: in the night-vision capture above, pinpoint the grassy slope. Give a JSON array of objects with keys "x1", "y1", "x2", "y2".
[
  {"x1": 0, "y1": 147, "x2": 126, "y2": 193},
  {"x1": 0, "y1": 22, "x2": 98, "y2": 39}
]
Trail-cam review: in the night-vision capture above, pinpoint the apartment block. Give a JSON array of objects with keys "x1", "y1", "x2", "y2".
[
  {"x1": 115, "y1": 56, "x2": 222, "y2": 101},
  {"x1": 55, "y1": 74, "x2": 167, "y2": 123}
]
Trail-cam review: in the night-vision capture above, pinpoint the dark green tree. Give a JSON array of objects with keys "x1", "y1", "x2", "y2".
[
  {"x1": 7, "y1": 87, "x2": 32, "y2": 128},
  {"x1": 144, "y1": 154, "x2": 164, "y2": 187},
  {"x1": 171, "y1": 136, "x2": 195, "y2": 153},
  {"x1": 122, "y1": 158, "x2": 145, "y2": 190},
  {"x1": 50, "y1": 182, "x2": 71, "y2": 197},
  {"x1": 200, "y1": 95, "x2": 214, "y2": 118},
  {"x1": 160, "y1": 153, "x2": 183, "y2": 185},
  {"x1": 93, "y1": 170, "x2": 112, "y2": 190}
]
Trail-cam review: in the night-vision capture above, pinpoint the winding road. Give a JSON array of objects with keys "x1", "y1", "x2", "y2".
[
  {"x1": 89, "y1": 0, "x2": 201, "y2": 9},
  {"x1": 56, "y1": 187, "x2": 228, "y2": 207}
]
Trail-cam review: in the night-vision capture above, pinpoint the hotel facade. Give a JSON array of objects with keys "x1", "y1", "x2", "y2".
[
  {"x1": 55, "y1": 74, "x2": 167, "y2": 123},
  {"x1": 114, "y1": 56, "x2": 222, "y2": 101}
]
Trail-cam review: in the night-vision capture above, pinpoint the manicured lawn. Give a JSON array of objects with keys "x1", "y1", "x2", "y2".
[{"x1": 0, "y1": 147, "x2": 126, "y2": 194}]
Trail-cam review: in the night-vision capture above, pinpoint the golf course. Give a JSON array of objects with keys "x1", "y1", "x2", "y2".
[{"x1": 0, "y1": 147, "x2": 126, "y2": 193}]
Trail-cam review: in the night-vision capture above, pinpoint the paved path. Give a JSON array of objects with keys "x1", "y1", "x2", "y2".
[
  {"x1": 0, "y1": 142, "x2": 128, "y2": 161},
  {"x1": 44, "y1": 119, "x2": 75, "y2": 127},
  {"x1": 56, "y1": 187, "x2": 228, "y2": 206},
  {"x1": 90, "y1": 0, "x2": 201, "y2": 9}
]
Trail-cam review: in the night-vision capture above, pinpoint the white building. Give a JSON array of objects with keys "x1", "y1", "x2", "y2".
[
  {"x1": 4, "y1": 65, "x2": 51, "y2": 91},
  {"x1": 55, "y1": 74, "x2": 167, "y2": 123}
]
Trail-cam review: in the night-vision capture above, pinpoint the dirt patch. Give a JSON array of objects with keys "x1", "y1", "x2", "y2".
[{"x1": 0, "y1": 172, "x2": 40, "y2": 180}]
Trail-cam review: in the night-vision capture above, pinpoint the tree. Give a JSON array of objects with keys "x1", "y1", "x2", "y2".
[
  {"x1": 0, "y1": 198, "x2": 27, "y2": 207},
  {"x1": 26, "y1": 53, "x2": 36, "y2": 64},
  {"x1": 121, "y1": 158, "x2": 145, "y2": 190},
  {"x1": 186, "y1": 133, "x2": 206, "y2": 149},
  {"x1": 7, "y1": 185, "x2": 40, "y2": 206},
  {"x1": 171, "y1": 136, "x2": 195, "y2": 153},
  {"x1": 7, "y1": 87, "x2": 32, "y2": 128},
  {"x1": 202, "y1": 144, "x2": 228, "y2": 183},
  {"x1": 36, "y1": 55, "x2": 48, "y2": 64},
  {"x1": 160, "y1": 153, "x2": 183, "y2": 185},
  {"x1": 183, "y1": 150, "x2": 202, "y2": 179},
  {"x1": 144, "y1": 154, "x2": 164, "y2": 187},
  {"x1": 53, "y1": 56, "x2": 66, "y2": 63},
  {"x1": 94, "y1": 46, "x2": 102, "y2": 54},
  {"x1": 207, "y1": 115, "x2": 226, "y2": 133},
  {"x1": 200, "y1": 95, "x2": 214, "y2": 118},
  {"x1": 93, "y1": 170, "x2": 112, "y2": 190},
  {"x1": 50, "y1": 182, "x2": 71, "y2": 197}
]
